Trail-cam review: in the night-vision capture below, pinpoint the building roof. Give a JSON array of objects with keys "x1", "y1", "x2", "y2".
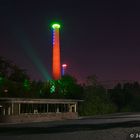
[{"x1": 0, "y1": 98, "x2": 83, "y2": 104}]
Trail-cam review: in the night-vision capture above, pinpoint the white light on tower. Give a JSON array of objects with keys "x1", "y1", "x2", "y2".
[{"x1": 62, "y1": 64, "x2": 67, "y2": 76}]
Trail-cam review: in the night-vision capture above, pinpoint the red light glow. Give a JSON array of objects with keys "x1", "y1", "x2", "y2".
[{"x1": 52, "y1": 27, "x2": 61, "y2": 80}]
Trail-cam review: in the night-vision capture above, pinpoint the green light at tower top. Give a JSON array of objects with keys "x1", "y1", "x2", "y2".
[{"x1": 52, "y1": 23, "x2": 61, "y2": 29}]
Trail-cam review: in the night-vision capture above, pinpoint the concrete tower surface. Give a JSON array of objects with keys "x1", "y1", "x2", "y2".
[{"x1": 52, "y1": 23, "x2": 61, "y2": 80}]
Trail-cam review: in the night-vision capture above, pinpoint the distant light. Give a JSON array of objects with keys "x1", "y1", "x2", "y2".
[
  {"x1": 52, "y1": 24, "x2": 60, "y2": 29},
  {"x1": 4, "y1": 89, "x2": 8, "y2": 93},
  {"x1": 62, "y1": 64, "x2": 67, "y2": 67}
]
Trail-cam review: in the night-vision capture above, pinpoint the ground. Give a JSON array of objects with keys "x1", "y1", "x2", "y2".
[{"x1": 0, "y1": 113, "x2": 140, "y2": 140}]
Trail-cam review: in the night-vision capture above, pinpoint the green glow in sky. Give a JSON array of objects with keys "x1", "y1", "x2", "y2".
[
  {"x1": 17, "y1": 30, "x2": 51, "y2": 81},
  {"x1": 52, "y1": 23, "x2": 60, "y2": 29}
]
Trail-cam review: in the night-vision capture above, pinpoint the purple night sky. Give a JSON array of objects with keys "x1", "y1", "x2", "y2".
[{"x1": 0, "y1": 0, "x2": 140, "y2": 83}]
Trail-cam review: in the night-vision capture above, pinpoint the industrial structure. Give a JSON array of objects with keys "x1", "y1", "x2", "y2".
[
  {"x1": 62, "y1": 64, "x2": 67, "y2": 76},
  {"x1": 52, "y1": 23, "x2": 61, "y2": 80}
]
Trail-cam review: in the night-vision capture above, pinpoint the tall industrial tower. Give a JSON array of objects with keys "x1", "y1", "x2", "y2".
[{"x1": 52, "y1": 23, "x2": 61, "y2": 80}]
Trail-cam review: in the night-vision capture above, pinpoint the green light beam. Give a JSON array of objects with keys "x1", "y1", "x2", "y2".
[{"x1": 15, "y1": 29, "x2": 51, "y2": 81}]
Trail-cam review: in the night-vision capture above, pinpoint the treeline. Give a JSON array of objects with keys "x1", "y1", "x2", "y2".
[
  {"x1": 109, "y1": 82, "x2": 140, "y2": 112},
  {"x1": 0, "y1": 57, "x2": 83, "y2": 99},
  {"x1": 0, "y1": 75, "x2": 83, "y2": 99},
  {"x1": 1, "y1": 57, "x2": 140, "y2": 116},
  {"x1": 79, "y1": 77, "x2": 140, "y2": 116}
]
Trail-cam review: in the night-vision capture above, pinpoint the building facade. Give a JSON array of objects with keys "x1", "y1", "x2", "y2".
[{"x1": 0, "y1": 98, "x2": 82, "y2": 123}]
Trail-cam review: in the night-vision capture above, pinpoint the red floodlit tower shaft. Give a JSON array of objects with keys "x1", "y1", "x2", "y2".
[{"x1": 52, "y1": 24, "x2": 61, "y2": 80}]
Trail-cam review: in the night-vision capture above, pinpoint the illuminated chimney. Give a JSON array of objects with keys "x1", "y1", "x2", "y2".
[{"x1": 52, "y1": 23, "x2": 61, "y2": 80}]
